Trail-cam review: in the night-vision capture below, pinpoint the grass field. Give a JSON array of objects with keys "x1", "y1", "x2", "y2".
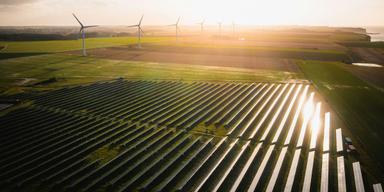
[
  {"x1": 0, "y1": 53, "x2": 301, "y2": 94},
  {"x1": 0, "y1": 37, "x2": 170, "y2": 53},
  {"x1": 341, "y1": 41, "x2": 384, "y2": 48},
  {"x1": 297, "y1": 60, "x2": 384, "y2": 170},
  {"x1": 156, "y1": 41, "x2": 346, "y2": 54},
  {"x1": 237, "y1": 30, "x2": 369, "y2": 43}
]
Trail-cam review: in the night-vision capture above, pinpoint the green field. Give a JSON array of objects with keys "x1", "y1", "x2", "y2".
[
  {"x1": 0, "y1": 53, "x2": 300, "y2": 94},
  {"x1": 341, "y1": 41, "x2": 384, "y2": 48},
  {"x1": 297, "y1": 60, "x2": 384, "y2": 170},
  {"x1": 0, "y1": 37, "x2": 169, "y2": 53},
  {"x1": 156, "y1": 41, "x2": 346, "y2": 54}
]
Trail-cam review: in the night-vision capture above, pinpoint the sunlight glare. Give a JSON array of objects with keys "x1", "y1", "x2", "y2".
[
  {"x1": 309, "y1": 102, "x2": 321, "y2": 149},
  {"x1": 302, "y1": 92, "x2": 314, "y2": 119}
]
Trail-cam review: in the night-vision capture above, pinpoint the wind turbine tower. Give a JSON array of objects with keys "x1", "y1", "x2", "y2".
[
  {"x1": 72, "y1": 13, "x2": 98, "y2": 56},
  {"x1": 197, "y1": 19, "x2": 205, "y2": 34},
  {"x1": 128, "y1": 15, "x2": 144, "y2": 48},
  {"x1": 218, "y1": 22, "x2": 222, "y2": 37},
  {"x1": 169, "y1": 17, "x2": 181, "y2": 41},
  {"x1": 232, "y1": 22, "x2": 236, "y2": 37}
]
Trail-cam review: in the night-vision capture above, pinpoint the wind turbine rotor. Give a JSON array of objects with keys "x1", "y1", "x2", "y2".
[
  {"x1": 72, "y1": 13, "x2": 98, "y2": 56},
  {"x1": 128, "y1": 15, "x2": 144, "y2": 48},
  {"x1": 84, "y1": 25, "x2": 98, "y2": 29}
]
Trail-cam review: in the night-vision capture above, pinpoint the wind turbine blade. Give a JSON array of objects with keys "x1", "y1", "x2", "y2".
[
  {"x1": 176, "y1": 17, "x2": 180, "y2": 25},
  {"x1": 140, "y1": 28, "x2": 145, "y2": 35},
  {"x1": 167, "y1": 24, "x2": 176, "y2": 26},
  {"x1": 72, "y1": 13, "x2": 84, "y2": 27},
  {"x1": 84, "y1": 25, "x2": 98, "y2": 28},
  {"x1": 139, "y1": 15, "x2": 144, "y2": 25},
  {"x1": 127, "y1": 24, "x2": 139, "y2": 28}
]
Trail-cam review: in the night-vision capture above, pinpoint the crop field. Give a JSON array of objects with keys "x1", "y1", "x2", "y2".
[{"x1": 0, "y1": 80, "x2": 380, "y2": 191}]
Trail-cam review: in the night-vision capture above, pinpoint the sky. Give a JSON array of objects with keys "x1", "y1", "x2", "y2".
[{"x1": 0, "y1": 0, "x2": 383, "y2": 26}]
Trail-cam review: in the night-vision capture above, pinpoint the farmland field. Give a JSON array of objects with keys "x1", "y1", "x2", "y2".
[
  {"x1": 0, "y1": 27, "x2": 383, "y2": 191},
  {"x1": 0, "y1": 80, "x2": 377, "y2": 191}
]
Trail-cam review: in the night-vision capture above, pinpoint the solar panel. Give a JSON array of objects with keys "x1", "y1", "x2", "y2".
[{"x1": 353, "y1": 162, "x2": 366, "y2": 192}]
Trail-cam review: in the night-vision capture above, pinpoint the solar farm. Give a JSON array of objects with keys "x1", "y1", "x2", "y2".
[{"x1": 0, "y1": 80, "x2": 381, "y2": 191}]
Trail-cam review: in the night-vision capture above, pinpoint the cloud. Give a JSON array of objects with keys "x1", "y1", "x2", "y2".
[{"x1": 0, "y1": 0, "x2": 40, "y2": 5}]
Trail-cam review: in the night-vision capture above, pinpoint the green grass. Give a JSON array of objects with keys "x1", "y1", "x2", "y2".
[
  {"x1": 297, "y1": 60, "x2": 384, "y2": 170},
  {"x1": 340, "y1": 41, "x2": 384, "y2": 48},
  {"x1": 0, "y1": 53, "x2": 300, "y2": 94},
  {"x1": 0, "y1": 36, "x2": 170, "y2": 53},
  {"x1": 0, "y1": 52, "x2": 47, "y2": 60},
  {"x1": 239, "y1": 31, "x2": 368, "y2": 43},
  {"x1": 157, "y1": 41, "x2": 346, "y2": 54},
  {"x1": 330, "y1": 32, "x2": 370, "y2": 42},
  {"x1": 147, "y1": 43, "x2": 350, "y2": 62}
]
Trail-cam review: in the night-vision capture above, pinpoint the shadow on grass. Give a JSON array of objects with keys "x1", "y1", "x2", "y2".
[{"x1": 0, "y1": 52, "x2": 48, "y2": 60}]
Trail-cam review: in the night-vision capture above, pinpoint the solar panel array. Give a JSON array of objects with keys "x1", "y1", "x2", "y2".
[{"x1": 0, "y1": 80, "x2": 382, "y2": 191}]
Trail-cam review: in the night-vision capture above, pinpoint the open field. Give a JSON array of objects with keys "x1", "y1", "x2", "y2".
[
  {"x1": 0, "y1": 37, "x2": 170, "y2": 53},
  {"x1": 0, "y1": 53, "x2": 301, "y2": 94},
  {"x1": 349, "y1": 47, "x2": 384, "y2": 64},
  {"x1": 341, "y1": 41, "x2": 384, "y2": 49},
  {"x1": 0, "y1": 80, "x2": 379, "y2": 191},
  {"x1": 344, "y1": 64, "x2": 384, "y2": 89},
  {"x1": 203, "y1": 29, "x2": 368, "y2": 43},
  {"x1": 83, "y1": 46, "x2": 300, "y2": 72},
  {"x1": 164, "y1": 36, "x2": 347, "y2": 51},
  {"x1": 297, "y1": 60, "x2": 384, "y2": 172},
  {"x1": 81, "y1": 42, "x2": 350, "y2": 66},
  {"x1": 152, "y1": 41, "x2": 349, "y2": 58}
]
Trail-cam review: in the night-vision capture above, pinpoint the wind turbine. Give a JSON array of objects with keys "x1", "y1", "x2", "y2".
[
  {"x1": 232, "y1": 22, "x2": 236, "y2": 37},
  {"x1": 197, "y1": 19, "x2": 205, "y2": 34},
  {"x1": 218, "y1": 22, "x2": 222, "y2": 37},
  {"x1": 128, "y1": 15, "x2": 144, "y2": 48},
  {"x1": 168, "y1": 17, "x2": 180, "y2": 41},
  {"x1": 72, "y1": 13, "x2": 98, "y2": 56}
]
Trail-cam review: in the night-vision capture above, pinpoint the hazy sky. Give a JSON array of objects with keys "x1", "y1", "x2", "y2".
[{"x1": 0, "y1": 0, "x2": 383, "y2": 26}]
